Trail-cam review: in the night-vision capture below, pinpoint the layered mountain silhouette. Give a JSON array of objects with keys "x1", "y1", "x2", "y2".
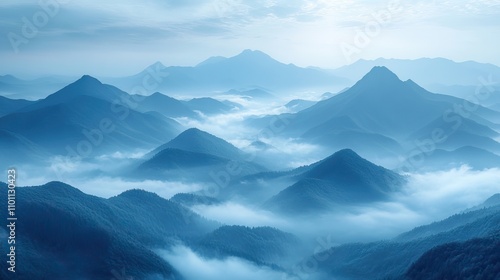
[
  {"x1": 0, "y1": 74, "x2": 73, "y2": 100},
  {"x1": 332, "y1": 57, "x2": 500, "y2": 88},
  {"x1": 0, "y1": 95, "x2": 33, "y2": 117},
  {"x1": 405, "y1": 146, "x2": 500, "y2": 171},
  {"x1": 148, "y1": 128, "x2": 245, "y2": 160},
  {"x1": 261, "y1": 66, "x2": 500, "y2": 161},
  {"x1": 307, "y1": 193, "x2": 500, "y2": 279},
  {"x1": 137, "y1": 128, "x2": 265, "y2": 181},
  {"x1": 290, "y1": 67, "x2": 499, "y2": 138},
  {"x1": 0, "y1": 181, "x2": 218, "y2": 279},
  {"x1": 133, "y1": 91, "x2": 198, "y2": 119},
  {"x1": 0, "y1": 76, "x2": 182, "y2": 159},
  {"x1": 264, "y1": 149, "x2": 405, "y2": 214},
  {"x1": 106, "y1": 50, "x2": 345, "y2": 93}
]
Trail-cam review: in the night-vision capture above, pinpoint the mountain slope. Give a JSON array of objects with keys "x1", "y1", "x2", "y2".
[
  {"x1": 194, "y1": 225, "x2": 300, "y2": 267},
  {"x1": 404, "y1": 146, "x2": 500, "y2": 171},
  {"x1": 0, "y1": 181, "x2": 219, "y2": 279},
  {"x1": 288, "y1": 67, "x2": 499, "y2": 140},
  {"x1": 308, "y1": 195, "x2": 500, "y2": 280},
  {"x1": 0, "y1": 91, "x2": 181, "y2": 156},
  {"x1": 149, "y1": 128, "x2": 245, "y2": 161},
  {"x1": 0, "y1": 95, "x2": 34, "y2": 117},
  {"x1": 404, "y1": 237, "x2": 500, "y2": 280},
  {"x1": 264, "y1": 149, "x2": 405, "y2": 214},
  {"x1": 20, "y1": 75, "x2": 130, "y2": 112},
  {"x1": 134, "y1": 92, "x2": 198, "y2": 119},
  {"x1": 332, "y1": 57, "x2": 500, "y2": 87}
]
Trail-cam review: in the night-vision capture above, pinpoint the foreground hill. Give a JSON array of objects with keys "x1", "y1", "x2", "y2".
[
  {"x1": 404, "y1": 237, "x2": 500, "y2": 280},
  {"x1": 0, "y1": 181, "x2": 218, "y2": 279}
]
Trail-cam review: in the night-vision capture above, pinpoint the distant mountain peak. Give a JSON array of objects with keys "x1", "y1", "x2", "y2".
[
  {"x1": 362, "y1": 66, "x2": 400, "y2": 81},
  {"x1": 196, "y1": 55, "x2": 227, "y2": 67},
  {"x1": 151, "y1": 127, "x2": 244, "y2": 160},
  {"x1": 151, "y1": 61, "x2": 166, "y2": 68},
  {"x1": 235, "y1": 49, "x2": 273, "y2": 60},
  {"x1": 303, "y1": 148, "x2": 403, "y2": 186},
  {"x1": 76, "y1": 75, "x2": 102, "y2": 85}
]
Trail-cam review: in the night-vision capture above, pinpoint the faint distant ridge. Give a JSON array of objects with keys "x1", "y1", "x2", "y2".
[
  {"x1": 105, "y1": 49, "x2": 347, "y2": 93},
  {"x1": 332, "y1": 57, "x2": 500, "y2": 87}
]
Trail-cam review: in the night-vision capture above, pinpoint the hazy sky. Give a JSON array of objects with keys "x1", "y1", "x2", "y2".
[{"x1": 1, "y1": 0, "x2": 500, "y2": 78}]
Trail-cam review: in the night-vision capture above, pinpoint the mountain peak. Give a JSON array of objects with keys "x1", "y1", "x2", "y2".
[
  {"x1": 363, "y1": 66, "x2": 400, "y2": 81},
  {"x1": 76, "y1": 75, "x2": 102, "y2": 85},
  {"x1": 158, "y1": 127, "x2": 243, "y2": 160},
  {"x1": 235, "y1": 49, "x2": 272, "y2": 60},
  {"x1": 348, "y1": 66, "x2": 405, "y2": 94},
  {"x1": 303, "y1": 148, "x2": 403, "y2": 186}
]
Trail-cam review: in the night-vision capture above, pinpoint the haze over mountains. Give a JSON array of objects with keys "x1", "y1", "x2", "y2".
[{"x1": 1, "y1": 50, "x2": 500, "y2": 280}]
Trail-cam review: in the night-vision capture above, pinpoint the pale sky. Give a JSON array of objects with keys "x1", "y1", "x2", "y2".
[{"x1": 1, "y1": 0, "x2": 499, "y2": 78}]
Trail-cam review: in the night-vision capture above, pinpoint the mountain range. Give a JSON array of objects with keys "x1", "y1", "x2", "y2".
[
  {"x1": 0, "y1": 75, "x2": 183, "y2": 168},
  {"x1": 0, "y1": 181, "x2": 218, "y2": 279},
  {"x1": 307, "y1": 193, "x2": 500, "y2": 280},
  {"x1": 251, "y1": 66, "x2": 500, "y2": 166},
  {"x1": 104, "y1": 49, "x2": 346, "y2": 94}
]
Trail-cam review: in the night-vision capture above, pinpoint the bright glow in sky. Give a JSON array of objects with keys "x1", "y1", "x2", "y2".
[{"x1": 1, "y1": 0, "x2": 500, "y2": 77}]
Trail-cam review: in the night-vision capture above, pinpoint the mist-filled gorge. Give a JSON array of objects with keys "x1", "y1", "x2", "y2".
[{"x1": 2, "y1": 1, "x2": 500, "y2": 279}]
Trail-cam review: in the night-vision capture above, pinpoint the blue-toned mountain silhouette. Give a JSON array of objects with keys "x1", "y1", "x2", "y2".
[
  {"x1": 137, "y1": 128, "x2": 265, "y2": 181},
  {"x1": 0, "y1": 95, "x2": 33, "y2": 117},
  {"x1": 107, "y1": 50, "x2": 346, "y2": 93},
  {"x1": 148, "y1": 128, "x2": 245, "y2": 160},
  {"x1": 0, "y1": 76, "x2": 182, "y2": 157},
  {"x1": 133, "y1": 91, "x2": 198, "y2": 119},
  {"x1": 0, "y1": 181, "x2": 218, "y2": 280},
  {"x1": 404, "y1": 237, "x2": 500, "y2": 280},
  {"x1": 307, "y1": 193, "x2": 500, "y2": 279},
  {"x1": 194, "y1": 225, "x2": 300, "y2": 267},
  {"x1": 0, "y1": 74, "x2": 73, "y2": 100},
  {"x1": 404, "y1": 146, "x2": 500, "y2": 171},
  {"x1": 332, "y1": 57, "x2": 500, "y2": 88},
  {"x1": 264, "y1": 66, "x2": 500, "y2": 159},
  {"x1": 264, "y1": 149, "x2": 405, "y2": 214}
]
